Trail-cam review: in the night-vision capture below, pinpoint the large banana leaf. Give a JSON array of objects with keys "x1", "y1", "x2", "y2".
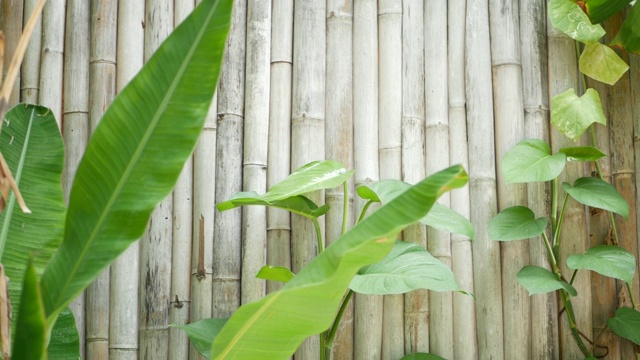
[
  {"x1": 210, "y1": 165, "x2": 468, "y2": 359},
  {"x1": 40, "y1": 0, "x2": 233, "y2": 323},
  {"x1": 12, "y1": 260, "x2": 46, "y2": 360},
  {"x1": 0, "y1": 105, "x2": 65, "y2": 329}
]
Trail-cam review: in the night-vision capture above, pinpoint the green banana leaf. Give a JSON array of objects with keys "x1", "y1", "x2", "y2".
[
  {"x1": 39, "y1": 0, "x2": 233, "y2": 325},
  {"x1": 584, "y1": 0, "x2": 632, "y2": 23},
  {"x1": 611, "y1": 2, "x2": 640, "y2": 54},
  {"x1": 0, "y1": 104, "x2": 66, "y2": 332},
  {"x1": 48, "y1": 307, "x2": 81, "y2": 359},
  {"x1": 12, "y1": 260, "x2": 46, "y2": 360},
  {"x1": 210, "y1": 165, "x2": 468, "y2": 359}
]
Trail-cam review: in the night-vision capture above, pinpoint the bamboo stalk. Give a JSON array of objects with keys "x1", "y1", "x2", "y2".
[
  {"x1": 547, "y1": 16, "x2": 592, "y2": 359},
  {"x1": 291, "y1": 1, "x2": 326, "y2": 358},
  {"x1": 352, "y1": 1, "x2": 381, "y2": 359},
  {"x1": 488, "y1": 1, "x2": 531, "y2": 358},
  {"x1": 519, "y1": 1, "x2": 559, "y2": 358},
  {"x1": 424, "y1": 2, "x2": 452, "y2": 358},
  {"x1": 325, "y1": 1, "x2": 354, "y2": 357},
  {"x1": 1, "y1": 0, "x2": 23, "y2": 106},
  {"x1": 139, "y1": 1, "x2": 174, "y2": 358},
  {"x1": 401, "y1": 0, "x2": 428, "y2": 354},
  {"x1": 85, "y1": 1, "x2": 117, "y2": 358},
  {"x1": 378, "y1": 1, "x2": 403, "y2": 359},
  {"x1": 240, "y1": 0, "x2": 270, "y2": 306},
  {"x1": 21, "y1": 0, "x2": 42, "y2": 104},
  {"x1": 465, "y1": 0, "x2": 505, "y2": 358},
  {"x1": 213, "y1": 0, "x2": 245, "y2": 320},
  {"x1": 62, "y1": 1, "x2": 89, "y2": 358},
  {"x1": 631, "y1": 26, "x2": 640, "y2": 312},
  {"x1": 265, "y1": 0, "x2": 292, "y2": 297},
  {"x1": 38, "y1": 0, "x2": 65, "y2": 126},
  {"x1": 603, "y1": 14, "x2": 639, "y2": 359},
  {"x1": 447, "y1": 0, "x2": 478, "y2": 357},
  {"x1": 109, "y1": 3, "x2": 144, "y2": 360}
]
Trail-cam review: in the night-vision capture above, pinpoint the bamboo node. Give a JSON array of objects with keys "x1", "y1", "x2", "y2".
[{"x1": 172, "y1": 295, "x2": 184, "y2": 309}]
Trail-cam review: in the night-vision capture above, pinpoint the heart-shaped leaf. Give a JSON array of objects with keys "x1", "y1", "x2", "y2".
[
  {"x1": 172, "y1": 318, "x2": 228, "y2": 359},
  {"x1": 349, "y1": 241, "x2": 461, "y2": 295},
  {"x1": 548, "y1": 0, "x2": 605, "y2": 43},
  {"x1": 502, "y1": 139, "x2": 566, "y2": 184},
  {"x1": 566, "y1": 245, "x2": 636, "y2": 284},
  {"x1": 579, "y1": 42, "x2": 629, "y2": 85},
  {"x1": 488, "y1": 206, "x2": 548, "y2": 241},
  {"x1": 611, "y1": 2, "x2": 640, "y2": 54},
  {"x1": 358, "y1": 180, "x2": 474, "y2": 239},
  {"x1": 256, "y1": 266, "x2": 294, "y2": 283},
  {"x1": 559, "y1": 146, "x2": 606, "y2": 162},
  {"x1": 551, "y1": 88, "x2": 606, "y2": 140},
  {"x1": 517, "y1": 265, "x2": 577, "y2": 296},
  {"x1": 562, "y1": 177, "x2": 629, "y2": 219},
  {"x1": 607, "y1": 307, "x2": 640, "y2": 345},
  {"x1": 217, "y1": 193, "x2": 329, "y2": 218}
]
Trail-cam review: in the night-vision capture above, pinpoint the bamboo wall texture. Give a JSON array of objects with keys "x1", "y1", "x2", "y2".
[{"x1": 2, "y1": 1, "x2": 640, "y2": 359}]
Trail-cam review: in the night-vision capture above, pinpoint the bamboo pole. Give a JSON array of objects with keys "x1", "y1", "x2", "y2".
[
  {"x1": 603, "y1": 15, "x2": 639, "y2": 359},
  {"x1": 241, "y1": 0, "x2": 270, "y2": 305},
  {"x1": 38, "y1": 0, "x2": 65, "y2": 126},
  {"x1": 447, "y1": 0, "x2": 478, "y2": 357},
  {"x1": 21, "y1": 0, "x2": 42, "y2": 104},
  {"x1": 488, "y1": 1, "x2": 531, "y2": 358},
  {"x1": 465, "y1": 0, "x2": 505, "y2": 358},
  {"x1": 424, "y1": 2, "x2": 452, "y2": 358},
  {"x1": 632, "y1": 27, "x2": 640, "y2": 308},
  {"x1": 213, "y1": 0, "x2": 245, "y2": 320},
  {"x1": 62, "y1": 1, "x2": 89, "y2": 358},
  {"x1": 547, "y1": 16, "x2": 591, "y2": 360},
  {"x1": 168, "y1": 3, "x2": 196, "y2": 359},
  {"x1": 519, "y1": 1, "x2": 559, "y2": 358},
  {"x1": 108, "y1": 3, "x2": 144, "y2": 360},
  {"x1": 265, "y1": 0, "x2": 292, "y2": 297},
  {"x1": 401, "y1": 0, "x2": 428, "y2": 354},
  {"x1": 378, "y1": 1, "x2": 403, "y2": 359},
  {"x1": 1, "y1": 0, "x2": 22, "y2": 106},
  {"x1": 139, "y1": 1, "x2": 174, "y2": 358},
  {"x1": 587, "y1": 77, "x2": 620, "y2": 359},
  {"x1": 352, "y1": 1, "x2": 381, "y2": 359},
  {"x1": 291, "y1": 1, "x2": 326, "y2": 358},
  {"x1": 325, "y1": 1, "x2": 354, "y2": 357},
  {"x1": 85, "y1": 1, "x2": 117, "y2": 358}
]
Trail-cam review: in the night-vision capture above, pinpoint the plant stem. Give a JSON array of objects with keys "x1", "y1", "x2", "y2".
[
  {"x1": 313, "y1": 218, "x2": 324, "y2": 254},
  {"x1": 541, "y1": 232, "x2": 561, "y2": 276},
  {"x1": 559, "y1": 289, "x2": 592, "y2": 357},
  {"x1": 341, "y1": 181, "x2": 348, "y2": 236},
  {"x1": 325, "y1": 290, "x2": 354, "y2": 349},
  {"x1": 552, "y1": 194, "x2": 569, "y2": 259},
  {"x1": 551, "y1": 177, "x2": 559, "y2": 236},
  {"x1": 569, "y1": 269, "x2": 578, "y2": 285},
  {"x1": 357, "y1": 200, "x2": 373, "y2": 224}
]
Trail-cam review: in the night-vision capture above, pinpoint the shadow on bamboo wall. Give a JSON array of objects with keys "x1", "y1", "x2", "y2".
[{"x1": 1, "y1": 0, "x2": 639, "y2": 359}]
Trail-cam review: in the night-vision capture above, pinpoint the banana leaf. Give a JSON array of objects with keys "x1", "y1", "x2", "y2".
[
  {"x1": 12, "y1": 260, "x2": 46, "y2": 360},
  {"x1": 210, "y1": 165, "x2": 468, "y2": 359},
  {"x1": 584, "y1": 0, "x2": 632, "y2": 23},
  {"x1": 39, "y1": 0, "x2": 233, "y2": 325}
]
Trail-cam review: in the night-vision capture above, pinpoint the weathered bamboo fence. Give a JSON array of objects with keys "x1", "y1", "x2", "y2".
[{"x1": 2, "y1": 1, "x2": 640, "y2": 359}]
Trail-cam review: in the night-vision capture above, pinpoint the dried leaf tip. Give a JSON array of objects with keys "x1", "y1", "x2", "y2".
[{"x1": 0, "y1": 152, "x2": 31, "y2": 213}]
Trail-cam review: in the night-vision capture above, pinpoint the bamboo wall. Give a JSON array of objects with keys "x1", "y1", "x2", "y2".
[{"x1": 1, "y1": 1, "x2": 639, "y2": 359}]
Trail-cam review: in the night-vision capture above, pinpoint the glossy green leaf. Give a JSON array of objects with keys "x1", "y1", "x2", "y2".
[
  {"x1": 559, "y1": 146, "x2": 606, "y2": 162},
  {"x1": 566, "y1": 245, "x2": 636, "y2": 284},
  {"x1": 579, "y1": 42, "x2": 629, "y2": 85},
  {"x1": 562, "y1": 177, "x2": 629, "y2": 219},
  {"x1": 218, "y1": 160, "x2": 354, "y2": 212},
  {"x1": 0, "y1": 104, "x2": 66, "y2": 333},
  {"x1": 357, "y1": 179, "x2": 474, "y2": 239},
  {"x1": 210, "y1": 165, "x2": 468, "y2": 359},
  {"x1": 611, "y1": 2, "x2": 640, "y2": 54},
  {"x1": 488, "y1": 206, "x2": 547, "y2": 241},
  {"x1": 551, "y1": 88, "x2": 606, "y2": 140},
  {"x1": 40, "y1": 0, "x2": 233, "y2": 324},
  {"x1": 173, "y1": 318, "x2": 228, "y2": 359},
  {"x1": 400, "y1": 353, "x2": 446, "y2": 360},
  {"x1": 548, "y1": 0, "x2": 605, "y2": 43},
  {"x1": 48, "y1": 307, "x2": 81, "y2": 360},
  {"x1": 516, "y1": 265, "x2": 577, "y2": 296},
  {"x1": 607, "y1": 307, "x2": 640, "y2": 345},
  {"x1": 350, "y1": 240, "x2": 461, "y2": 294},
  {"x1": 584, "y1": 0, "x2": 632, "y2": 23},
  {"x1": 502, "y1": 139, "x2": 566, "y2": 184},
  {"x1": 256, "y1": 266, "x2": 294, "y2": 283},
  {"x1": 12, "y1": 260, "x2": 46, "y2": 360},
  {"x1": 216, "y1": 193, "x2": 329, "y2": 218}
]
